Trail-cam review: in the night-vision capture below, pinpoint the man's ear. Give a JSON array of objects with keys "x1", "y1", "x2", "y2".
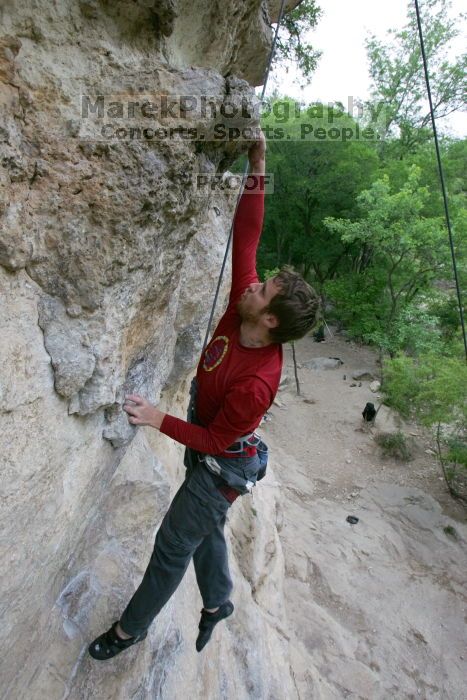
[{"x1": 263, "y1": 312, "x2": 279, "y2": 329}]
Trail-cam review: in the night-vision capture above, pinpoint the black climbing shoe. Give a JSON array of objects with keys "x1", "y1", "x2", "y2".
[
  {"x1": 88, "y1": 621, "x2": 147, "y2": 660},
  {"x1": 196, "y1": 601, "x2": 234, "y2": 652}
]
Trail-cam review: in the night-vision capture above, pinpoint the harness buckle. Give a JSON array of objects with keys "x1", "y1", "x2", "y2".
[{"x1": 224, "y1": 432, "x2": 261, "y2": 454}]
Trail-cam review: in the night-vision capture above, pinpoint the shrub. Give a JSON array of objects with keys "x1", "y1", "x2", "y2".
[
  {"x1": 374, "y1": 431, "x2": 413, "y2": 461},
  {"x1": 381, "y1": 351, "x2": 467, "y2": 501}
]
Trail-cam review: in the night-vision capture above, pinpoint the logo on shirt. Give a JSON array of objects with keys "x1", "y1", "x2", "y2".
[{"x1": 203, "y1": 335, "x2": 229, "y2": 372}]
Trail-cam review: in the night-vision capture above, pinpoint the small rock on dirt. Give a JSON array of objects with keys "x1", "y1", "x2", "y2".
[{"x1": 302, "y1": 357, "x2": 342, "y2": 371}]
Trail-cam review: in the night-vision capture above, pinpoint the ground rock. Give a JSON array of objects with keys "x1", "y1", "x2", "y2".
[
  {"x1": 302, "y1": 357, "x2": 343, "y2": 371},
  {"x1": 269, "y1": 332, "x2": 467, "y2": 699},
  {"x1": 352, "y1": 369, "x2": 376, "y2": 381}
]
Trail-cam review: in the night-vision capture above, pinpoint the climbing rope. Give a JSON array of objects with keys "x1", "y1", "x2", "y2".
[
  {"x1": 414, "y1": 0, "x2": 467, "y2": 361},
  {"x1": 199, "y1": 0, "x2": 288, "y2": 358},
  {"x1": 186, "y1": 0, "x2": 288, "y2": 422}
]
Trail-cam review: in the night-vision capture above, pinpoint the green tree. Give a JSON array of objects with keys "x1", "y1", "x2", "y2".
[
  {"x1": 324, "y1": 165, "x2": 452, "y2": 353},
  {"x1": 272, "y1": 0, "x2": 322, "y2": 86},
  {"x1": 378, "y1": 138, "x2": 467, "y2": 337},
  {"x1": 382, "y1": 351, "x2": 467, "y2": 500},
  {"x1": 254, "y1": 98, "x2": 379, "y2": 285},
  {"x1": 365, "y1": 0, "x2": 467, "y2": 154},
  {"x1": 380, "y1": 138, "x2": 467, "y2": 215}
]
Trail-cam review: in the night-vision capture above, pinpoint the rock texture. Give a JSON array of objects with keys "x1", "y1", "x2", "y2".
[{"x1": 0, "y1": 1, "x2": 301, "y2": 697}]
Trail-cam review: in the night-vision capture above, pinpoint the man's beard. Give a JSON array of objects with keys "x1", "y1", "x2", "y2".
[{"x1": 236, "y1": 298, "x2": 261, "y2": 323}]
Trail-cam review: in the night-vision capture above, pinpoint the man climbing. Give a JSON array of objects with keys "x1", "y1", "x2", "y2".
[{"x1": 88, "y1": 129, "x2": 321, "y2": 660}]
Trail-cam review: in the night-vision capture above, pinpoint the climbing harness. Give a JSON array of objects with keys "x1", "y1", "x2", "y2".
[
  {"x1": 414, "y1": 0, "x2": 467, "y2": 361},
  {"x1": 184, "y1": 376, "x2": 269, "y2": 492},
  {"x1": 223, "y1": 432, "x2": 262, "y2": 453},
  {"x1": 200, "y1": 436, "x2": 269, "y2": 496}
]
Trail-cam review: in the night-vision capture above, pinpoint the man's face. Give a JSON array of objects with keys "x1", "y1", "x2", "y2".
[{"x1": 236, "y1": 276, "x2": 282, "y2": 323}]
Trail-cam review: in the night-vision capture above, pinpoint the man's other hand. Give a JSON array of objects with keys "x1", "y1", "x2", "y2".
[{"x1": 123, "y1": 394, "x2": 165, "y2": 429}]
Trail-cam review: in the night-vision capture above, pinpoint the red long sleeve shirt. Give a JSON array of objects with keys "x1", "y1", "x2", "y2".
[{"x1": 160, "y1": 174, "x2": 283, "y2": 457}]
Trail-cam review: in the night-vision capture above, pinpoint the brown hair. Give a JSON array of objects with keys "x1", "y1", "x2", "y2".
[{"x1": 264, "y1": 266, "x2": 322, "y2": 343}]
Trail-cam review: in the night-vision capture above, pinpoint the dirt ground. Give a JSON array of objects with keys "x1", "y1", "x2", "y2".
[
  {"x1": 271, "y1": 329, "x2": 466, "y2": 523},
  {"x1": 260, "y1": 328, "x2": 467, "y2": 699}
]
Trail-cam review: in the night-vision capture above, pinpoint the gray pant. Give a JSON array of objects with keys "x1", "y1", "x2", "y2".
[{"x1": 119, "y1": 451, "x2": 237, "y2": 637}]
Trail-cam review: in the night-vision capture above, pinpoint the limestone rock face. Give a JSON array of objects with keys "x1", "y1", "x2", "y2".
[{"x1": 0, "y1": 0, "x2": 301, "y2": 697}]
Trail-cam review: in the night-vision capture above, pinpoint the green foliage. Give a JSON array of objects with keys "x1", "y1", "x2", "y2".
[
  {"x1": 323, "y1": 166, "x2": 452, "y2": 353},
  {"x1": 443, "y1": 432, "x2": 467, "y2": 500},
  {"x1": 272, "y1": 0, "x2": 322, "y2": 85},
  {"x1": 374, "y1": 431, "x2": 413, "y2": 461},
  {"x1": 381, "y1": 351, "x2": 467, "y2": 498},
  {"x1": 381, "y1": 352, "x2": 467, "y2": 427},
  {"x1": 445, "y1": 437, "x2": 467, "y2": 468},
  {"x1": 262, "y1": 267, "x2": 280, "y2": 281},
  {"x1": 324, "y1": 271, "x2": 388, "y2": 338},
  {"x1": 365, "y1": 0, "x2": 467, "y2": 152},
  {"x1": 256, "y1": 98, "x2": 379, "y2": 286},
  {"x1": 368, "y1": 302, "x2": 444, "y2": 357},
  {"x1": 376, "y1": 139, "x2": 467, "y2": 220},
  {"x1": 428, "y1": 293, "x2": 465, "y2": 343}
]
